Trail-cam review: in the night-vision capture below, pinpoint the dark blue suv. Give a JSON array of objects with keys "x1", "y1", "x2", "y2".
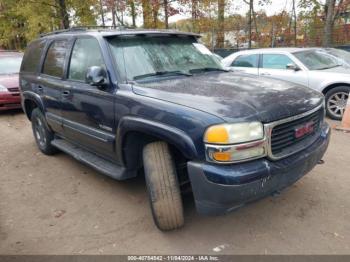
[{"x1": 19, "y1": 28, "x2": 330, "y2": 231}]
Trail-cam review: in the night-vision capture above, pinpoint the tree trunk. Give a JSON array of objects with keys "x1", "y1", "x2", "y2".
[
  {"x1": 252, "y1": 4, "x2": 259, "y2": 47},
  {"x1": 56, "y1": 0, "x2": 69, "y2": 29},
  {"x1": 216, "y1": 0, "x2": 225, "y2": 48},
  {"x1": 142, "y1": 0, "x2": 152, "y2": 28},
  {"x1": 164, "y1": 0, "x2": 169, "y2": 29},
  {"x1": 129, "y1": 0, "x2": 136, "y2": 27},
  {"x1": 292, "y1": 0, "x2": 297, "y2": 46},
  {"x1": 112, "y1": 6, "x2": 117, "y2": 28},
  {"x1": 191, "y1": 0, "x2": 198, "y2": 32},
  {"x1": 248, "y1": 0, "x2": 253, "y2": 48},
  {"x1": 99, "y1": 0, "x2": 105, "y2": 26},
  {"x1": 323, "y1": 0, "x2": 336, "y2": 47}
]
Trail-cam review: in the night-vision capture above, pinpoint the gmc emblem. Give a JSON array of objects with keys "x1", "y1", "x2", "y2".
[{"x1": 295, "y1": 122, "x2": 314, "y2": 138}]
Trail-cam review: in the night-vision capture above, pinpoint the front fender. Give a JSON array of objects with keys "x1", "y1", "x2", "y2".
[{"x1": 116, "y1": 116, "x2": 198, "y2": 166}]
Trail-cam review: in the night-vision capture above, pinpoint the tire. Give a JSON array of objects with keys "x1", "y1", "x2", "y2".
[
  {"x1": 325, "y1": 86, "x2": 350, "y2": 120},
  {"x1": 143, "y1": 141, "x2": 184, "y2": 231},
  {"x1": 31, "y1": 108, "x2": 58, "y2": 155}
]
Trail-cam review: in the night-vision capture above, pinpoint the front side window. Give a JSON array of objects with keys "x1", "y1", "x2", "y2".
[
  {"x1": 21, "y1": 39, "x2": 46, "y2": 73},
  {"x1": 232, "y1": 54, "x2": 258, "y2": 68},
  {"x1": 42, "y1": 40, "x2": 68, "y2": 78},
  {"x1": 107, "y1": 36, "x2": 223, "y2": 81},
  {"x1": 69, "y1": 38, "x2": 105, "y2": 81},
  {"x1": 262, "y1": 54, "x2": 294, "y2": 69},
  {"x1": 294, "y1": 50, "x2": 341, "y2": 70},
  {"x1": 0, "y1": 56, "x2": 23, "y2": 74}
]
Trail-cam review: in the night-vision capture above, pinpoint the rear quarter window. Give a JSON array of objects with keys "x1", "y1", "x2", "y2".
[
  {"x1": 42, "y1": 40, "x2": 69, "y2": 78},
  {"x1": 21, "y1": 39, "x2": 46, "y2": 73}
]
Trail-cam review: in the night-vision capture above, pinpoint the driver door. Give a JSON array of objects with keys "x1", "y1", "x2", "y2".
[{"x1": 61, "y1": 36, "x2": 116, "y2": 160}]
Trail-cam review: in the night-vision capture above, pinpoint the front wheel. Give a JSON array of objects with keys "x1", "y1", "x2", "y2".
[
  {"x1": 143, "y1": 141, "x2": 184, "y2": 231},
  {"x1": 325, "y1": 86, "x2": 350, "y2": 120}
]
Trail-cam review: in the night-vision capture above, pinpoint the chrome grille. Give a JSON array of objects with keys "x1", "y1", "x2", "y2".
[
  {"x1": 7, "y1": 87, "x2": 19, "y2": 92},
  {"x1": 265, "y1": 104, "x2": 325, "y2": 160}
]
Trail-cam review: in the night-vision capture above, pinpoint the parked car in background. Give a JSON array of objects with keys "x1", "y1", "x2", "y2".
[
  {"x1": 0, "y1": 51, "x2": 23, "y2": 111},
  {"x1": 20, "y1": 28, "x2": 330, "y2": 231},
  {"x1": 223, "y1": 48, "x2": 350, "y2": 120}
]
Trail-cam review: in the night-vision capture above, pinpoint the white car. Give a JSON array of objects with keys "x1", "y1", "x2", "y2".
[{"x1": 222, "y1": 48, "x2": 350, "y2": 120}]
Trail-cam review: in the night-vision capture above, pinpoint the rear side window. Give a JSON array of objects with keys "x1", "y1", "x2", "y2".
[
  {"x1": 21, "y1": 40, "x2": 46, "y2": 73},
  {"x1": 42, "y1": 40, "x2": 69, "y2": 78},
  {"x1": 232, "y1": 54, "x2": 258, "y2": 68},
  {"x1": 262, "y1": 54, "x2": 294, "y2": 69},
  {"x1": 68, "y1": 38, "x2": 105, "y2": 81}
]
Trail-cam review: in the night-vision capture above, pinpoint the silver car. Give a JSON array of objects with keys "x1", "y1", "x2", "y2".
[{"x1": 222, "y1": 48, "x2": 350, "y2": 120}]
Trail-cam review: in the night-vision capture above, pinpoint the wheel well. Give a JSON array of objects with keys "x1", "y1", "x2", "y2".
[
  {"x1": 24, "y1": 99, "x2": 38, "y2": 120},
  {"x1": 322, "y1": 83, "x2": 350, "y2": 95},
  {"x1": 122, "y1": 131, "x2": 190, "y2": 187}
]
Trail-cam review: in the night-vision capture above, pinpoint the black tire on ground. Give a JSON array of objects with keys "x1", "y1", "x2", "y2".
[
  {"x1": 325, "y1": 86, "x2": 350, "y2": 120},
  {"x1": 143, "y1": 141, "x2": 185, "y2": 231},
  {"x1": 31, "y1": 108, "x2": 58, "y2": 155}
]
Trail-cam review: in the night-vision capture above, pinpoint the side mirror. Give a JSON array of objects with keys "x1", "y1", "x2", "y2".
[
  {"x1": 86, "y1": 66, "x2": 108, "y2": 88},
  {"x1": 286, "y1": 63, "x2": 300, "y2": 71}
]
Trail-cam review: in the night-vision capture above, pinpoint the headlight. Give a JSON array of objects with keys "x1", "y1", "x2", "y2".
[
  {"x1": 204, "y1": 122, "x2": 266, "y2": 163},
  {"x1": 204, "y1": 122, "x2": 264, "y2": 144},
  {"x1": 0, "y1": 84, "x2": 7, "y2": 92}
]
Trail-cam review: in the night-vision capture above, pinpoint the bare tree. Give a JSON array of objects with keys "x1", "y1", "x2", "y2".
[{"x1": 323, "y1": 0, "x2": 345, "y2": 47}]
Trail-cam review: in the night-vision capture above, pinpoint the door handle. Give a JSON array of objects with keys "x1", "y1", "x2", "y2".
[
  {"x1": 62, "y1": 90, "x2": 71, "y2": 97},
  {"x1": 261, "y1": 72, "x2": 271, "y2": 76}
]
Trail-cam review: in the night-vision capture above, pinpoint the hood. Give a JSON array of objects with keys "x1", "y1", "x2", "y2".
[
  {"x1": 0, "y1": 74, "x2": 19, "y2": 88},
  {"x1": 132, "y1": 72, "x2": 324, "y2": 123}
]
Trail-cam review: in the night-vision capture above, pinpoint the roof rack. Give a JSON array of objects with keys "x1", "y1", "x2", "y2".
[{"x1": 39, "y1": 25, "x2": 136, "y2": 38}]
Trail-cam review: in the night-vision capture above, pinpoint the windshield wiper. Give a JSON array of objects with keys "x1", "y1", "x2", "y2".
[
  {"x1": 317, "y1": 64, "x2": 342, "y2": 70},
  {"x1": 189, "y1": 67, "x2": 229, "y2": 74},
  {"x1": 133, "y1": 70, "x2": 192, "y2": 80}
]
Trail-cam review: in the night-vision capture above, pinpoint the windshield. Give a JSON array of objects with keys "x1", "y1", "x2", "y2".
[
  {"x1": 325, "y1": 49, "x2": 350, "y2": 66},
  {"x1": 294, "y1": 50, "x2": 341, "y2": 70},
  {"x1": 107, "y1": 36, "x2": 223, "y2": 81},
  {"x1": 0, "y1": 56, "x2": 22, "y2": 74}
]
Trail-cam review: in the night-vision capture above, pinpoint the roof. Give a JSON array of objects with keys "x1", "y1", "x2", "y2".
[{"x1": 39, "y1": 27, "x2": 201, "y2": 39}]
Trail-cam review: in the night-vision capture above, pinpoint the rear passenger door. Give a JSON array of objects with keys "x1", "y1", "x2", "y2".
[
  {"x1": 39, "y1": 38, "x2": 71, "y2": 134},
  {"x1": 259, "y1": 53, "x2": 309, "y2": 87},
  {"x1": 229, "y1": 54, "x2": 259, "y2": 75},
  {"x1": 61, "y1": 36, "x2": 115, "y2": 160}
]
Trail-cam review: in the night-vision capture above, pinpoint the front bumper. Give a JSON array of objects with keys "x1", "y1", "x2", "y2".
[
  {"x1": 188, "y1": 123, "x2": 331, "y2": 215},
  {"x1": 0, "y1": 92, "x2": 21, "y2": 111}
]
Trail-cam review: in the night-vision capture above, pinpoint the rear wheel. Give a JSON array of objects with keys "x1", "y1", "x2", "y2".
[
  {"x1": 31, "y1": 108, "x2": 58, "y2": 155},
  {"x1": 325, "y1": 86, "x2": 350, "y2": 120},
  {"x1": 143, "y1": 141, "x2": 184, "y2": 231}
]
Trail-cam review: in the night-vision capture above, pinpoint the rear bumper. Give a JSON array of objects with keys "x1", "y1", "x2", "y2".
[
  {"x1": 188, "y1": 123, "x2": 331, "y2": 215},
  {"x1": 0, "y1": 92, "x2": 21, "y2": 111}
]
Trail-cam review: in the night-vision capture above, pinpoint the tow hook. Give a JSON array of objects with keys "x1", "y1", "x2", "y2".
[{"x1": 318, "y1": 159, "x2": 325, "y2": 165}]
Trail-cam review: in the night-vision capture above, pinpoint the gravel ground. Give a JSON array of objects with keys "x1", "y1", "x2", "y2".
[{"x1": 0, "y1": 110, "x2": 349, "y2": 255}]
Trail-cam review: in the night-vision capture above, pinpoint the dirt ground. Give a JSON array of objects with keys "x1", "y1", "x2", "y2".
[{"x1": 0, "y1": 109, "x2": 349, "y2": 255}]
